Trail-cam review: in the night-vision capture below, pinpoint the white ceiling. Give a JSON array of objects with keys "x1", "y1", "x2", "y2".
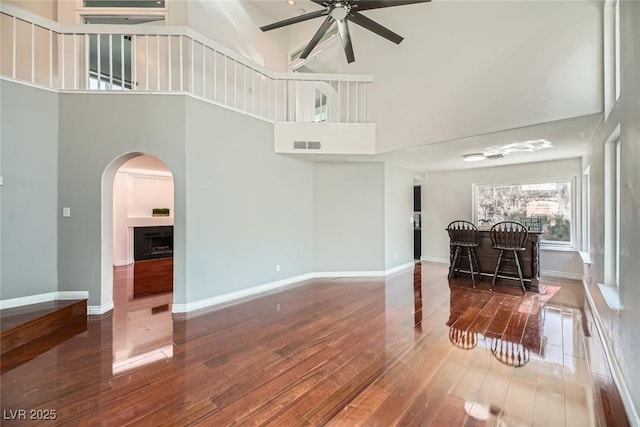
[{"x1": 251, "y1": 0, "x2": 602, "y2": 172}]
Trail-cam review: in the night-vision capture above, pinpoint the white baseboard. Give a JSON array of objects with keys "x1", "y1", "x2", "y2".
[
  {"x1": 583, "y1": 279, "x2": 640, "y2": 426},
  {"x1": 113, "y1": 259, "x2": 132, "y2": 267},
  {"x1": 0, "y1": 291, "x2": 89, "y2": 310},
  {"x1": 540, "y1": 269, "x2": 582, "y2": 281},
  {"x1": 172, "y1": 273, "x2": 315, "y2": 313},
  {"x1": 385, "y1": 261, "x2": 415, "y2": 276},
  {"x1": 313, "y1": 270, "x2": 385, "y2": 278},
  {"x1": 420, "y1": 256, "x2": 449, "y2": 264},
  {"x1": 88, "y1": 300, "x2": 114, "y2": 315},
  {"x1": 173, "y1": 264, "x2": 416, "y2": 314}
]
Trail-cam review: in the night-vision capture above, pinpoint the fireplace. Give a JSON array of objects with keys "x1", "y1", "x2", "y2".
[{"x1": 133, "y1": 226, "x2": 174, "y2": 261}]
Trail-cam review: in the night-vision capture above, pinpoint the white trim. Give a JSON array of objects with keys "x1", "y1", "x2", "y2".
[
  {"x1": 579, "y1": 251, "x2": 593, "y2": 264},
  {"x1": 0, "y1": 291, "x2": 89, "y2": 310},
  {"x1": 420, "y1": 256, "x2": 449, "y2": 264},
  {"x1": 171, "y1": 273, "x2": 315, "y2": 313},
  {"x1": 540, "y1": 270, "x2": 582, "y2": 281},
  {"x1": 172, "y1": 264, "x2": 415, "y2": 314},
  {"x1": 597, "y1": 283, "x2": 622, "y2": 311},
  {"x1": 87, "y1": 300, "x2": 114, "y2": 315},
  {"x1": 583, "y1": 280, "x2": 640, "y2": 426},
  {"x1": 540, "y1": 244, "x2": 577, "y2": 252},
  {"x1": 313, "y1": 270, "x2": 385, "y2": 278},
  {"x1": 385, "y1": 261, "x2": 415, "y2": 276},
  {"x1": 113, "y1": 259, "x2": 132, "y2": 267}
]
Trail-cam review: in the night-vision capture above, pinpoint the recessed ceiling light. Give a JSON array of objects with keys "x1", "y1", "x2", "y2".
[
  {"x1": 287, "y1": 0, "x2": 296, "y2": 5},
  {"x1": 463, "y1": 153, "x2": 486, "y2": 162}
]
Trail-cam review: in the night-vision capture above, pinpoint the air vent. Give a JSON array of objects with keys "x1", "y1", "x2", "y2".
[
  {"x1": 293, "y1": 141, "x2": 322, "y2": 150},
  {"x1": 486, "y1": 154, "x2": 504, "y2": 160}
]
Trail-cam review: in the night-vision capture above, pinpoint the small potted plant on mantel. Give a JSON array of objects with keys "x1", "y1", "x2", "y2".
[{"x1": 152, "y1": 208, "x2": 170, "y2": 217}]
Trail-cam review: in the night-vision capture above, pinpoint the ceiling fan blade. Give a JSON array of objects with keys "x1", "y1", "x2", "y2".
[
  {"x1": 336, "y1": 19, "x2": 355, "y2": 64},
  {"x1": 354, "y1": 0, "x2": 430, "y2": 12},
  {"x1": 260, "y1": 9, "x2": 327, "y2": 32},
  {"x1": 300, "y1": 16, "x2": 335, "y2": 59},
  {"x1": 348, "y1": 11, "x2": 403, "y2": 44},
  {"x1": 309, "y1": 0, "x2": 331, "y2": 5}
]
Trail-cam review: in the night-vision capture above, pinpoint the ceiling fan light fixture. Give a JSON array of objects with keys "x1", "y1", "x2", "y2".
[{"x1": 463, "y1": 153, "x2": 486, "y2": 162}]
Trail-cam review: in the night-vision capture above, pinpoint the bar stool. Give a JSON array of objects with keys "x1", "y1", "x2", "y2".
[
  {"x1": 489, "y1": 221, "x2": 528, "y2": 294},
  {"x1": 446, "y1": 220, "x2": 481, "y2": 287}
]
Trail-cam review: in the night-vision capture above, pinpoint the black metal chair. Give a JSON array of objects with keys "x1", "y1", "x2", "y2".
[
  {"x1": 446, "y1": 220, "x2": 481, "y2": 287},
  {"x1": 489, "y1": 221, "x2": 528, "y2": 294}
]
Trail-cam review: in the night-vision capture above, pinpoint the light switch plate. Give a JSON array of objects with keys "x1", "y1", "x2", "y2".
[{"x1": 63, "y1": 207, "x2": 71, "y2": 217}]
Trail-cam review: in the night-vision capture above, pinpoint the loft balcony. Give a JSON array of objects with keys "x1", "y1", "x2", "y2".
[{"x1": 0, "y1": 2, "x2": 376, "y2": 155}]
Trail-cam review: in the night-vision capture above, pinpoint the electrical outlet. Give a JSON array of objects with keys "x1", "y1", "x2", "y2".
[
  {"x1": 275, "y1": 264, "x2": 280, "y2": 272},
  {"x1": 394, "y1": 253, "x2": 397, "y2": 259}
]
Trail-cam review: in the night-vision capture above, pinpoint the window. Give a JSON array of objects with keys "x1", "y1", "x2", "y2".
[
  {"x1": 604, "y1": 135, "x2": 621, "y2": 287},
  {"x1": 474, "y1": 180, "x2": 572, "y2": 245},
  {"x1": 604, "y1": 0, "x2": 621, "y2": 118}
]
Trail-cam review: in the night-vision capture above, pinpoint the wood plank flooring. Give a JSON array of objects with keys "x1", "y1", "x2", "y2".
[{"x1": 0, "y1": 262, "x2": 629, "y2": 426}]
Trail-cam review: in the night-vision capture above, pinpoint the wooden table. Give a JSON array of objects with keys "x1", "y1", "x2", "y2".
[{"x1": 449, "y1": 229, "x2": 541, "y2": 291}]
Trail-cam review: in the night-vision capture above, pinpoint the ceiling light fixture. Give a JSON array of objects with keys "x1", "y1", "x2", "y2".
[
  {"x1": 463, "y1": 153, "x2": 486, "y2": 162},
  {"x1": 287, "y1": 0, "x2": 296, "y2": 5}
]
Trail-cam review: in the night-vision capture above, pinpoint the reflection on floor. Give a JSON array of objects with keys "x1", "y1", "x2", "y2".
[
  {"x1": 0, "y1": 262, "x2": 629, "y2": 426},
  {"x1": 112, "y1": 259, "x2": 173, "y2": 374}
]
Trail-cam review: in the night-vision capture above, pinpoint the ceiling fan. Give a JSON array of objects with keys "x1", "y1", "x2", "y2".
[{"x1": 260, "y1": 0, "x2": 431, "y2": 64}]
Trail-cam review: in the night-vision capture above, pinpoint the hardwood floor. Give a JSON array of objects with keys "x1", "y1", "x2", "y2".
[{"x1": 0, "y1": 262, "x2": 629, "y2": 426}]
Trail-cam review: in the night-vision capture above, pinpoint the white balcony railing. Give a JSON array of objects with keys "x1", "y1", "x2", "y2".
[{"x1": 0, "y1": 2, "x2": 371, "y2": 124}]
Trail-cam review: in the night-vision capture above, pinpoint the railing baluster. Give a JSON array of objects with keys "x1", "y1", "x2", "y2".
[
  {"x1": 179, "y1": 35, "x2": 183, "y2": 91},
  {"x1": 190, "y1": 38, "x2": 194, "y2": 94},
  {"x1": 61, "y1": 33, "x2": 65, "y2": 89},
  {"x1": 156, "y1": 35, "x2": 160, "y2": 91},
  {"x1": 109, "y1": 34, "x2": 113, "y2": 90},
  {"x1": 132, "y1": 35, "x2": 137, "y2": 91},
  {"x1": 243, "y1": 65, "x2": 247, "y2": 112},
  {"x1": 355, "y1": 81, "x2": 359, "y2": 123},
  {"x1": 49, "y1": 29, "x2": 53, "y2": 87},
  {"x1": 202, "y1": 43, "x2": 205, "y2": 97},
  {"x1": 97, "y1": 34, "x2": 101, "y2": 88},
  {"x1": 121, "y1": 35, "x2": 125, "y2": 89},
  {"x1": 145, "y1": 35, "x2": 149, "y2": 91},
  {"x1": 85, "y1": 34, "x2": 89, "y2": 89},
  {"x1": 213, "y1": 49, "x2": 217, "y2": 101},
  {"x1": 224, "y1": 55, "x2": 227, "y2": 105},
  {"x1": 167, "y1": 35, "x2": 172, "y2": 91},
  {"x1": 74, "y1": 34, "x2": 78, "y2": 89},
  {"x1": 12, "y1": 16, "x2": 16, "y2": 78},
  {"x1": 31, "y1": 24, "x2": 35, "y2": 83}
]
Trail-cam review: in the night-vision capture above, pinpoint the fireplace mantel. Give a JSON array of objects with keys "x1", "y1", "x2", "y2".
[{"x1": 127, "y1": 217, "x2": 174, "y2": 228}]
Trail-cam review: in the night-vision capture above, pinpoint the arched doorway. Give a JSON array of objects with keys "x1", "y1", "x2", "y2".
[
  {"x1": 102, "y1": 152, "x2": 176, "y2": 373},
  {"x1": 100, "y1": 152, "x2": 175, "y2": 311}
]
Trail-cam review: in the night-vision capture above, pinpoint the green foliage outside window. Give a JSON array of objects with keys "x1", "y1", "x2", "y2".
[{"x1": 476, "y1": 181, "x2": 571, "y2": 243}]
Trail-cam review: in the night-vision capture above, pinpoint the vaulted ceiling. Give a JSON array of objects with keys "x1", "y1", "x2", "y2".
[{"x1": 246, "y1": 0, "x2": 603, "y2": 171}]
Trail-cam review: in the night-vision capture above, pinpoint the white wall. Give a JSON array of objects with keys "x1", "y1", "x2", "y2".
[
  {"x1": 112, "y1": 170, "x2": 174, "y2": 265},
  {"x1": 184, "y1": 97, "x2": 314, "y2": 303},
  {"x1": 0, "y1": 81, "x2": 59, "y2": 300},
  {"x1": 313, "y1": 162, "x2": 385, "y2": 272},
  {"x1": 581, "y1": 1, "x2": 640, "y2": 417},
  {"x1": 185, "y1": 0, "x2": 289, "y2": 71},
  {"x1": 384, "y1": 164, "x2": 416, "y2": 270},
  {"x1": 297, "y1": 1, "x2": 602, "y2": 153},
  {"x1": 58, "y1": 92, "x2": 187, "y2": 306},
  {"x1": 421, "y1": 158, "x2": 583, "y2": 277}
]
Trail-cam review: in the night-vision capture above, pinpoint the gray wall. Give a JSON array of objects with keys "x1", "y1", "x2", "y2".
[
  {"x1": 421, "y1": 158, "x2": 583, "y2": 277},
  {"x1": 313, "y1": 162, "x2": 385, "y2": 272},
  {"x1": 58, "y1": 93, "x2": 187, "y2": 305},
  {"x1": 184, "y1": 97, "x2": 313, "y2": 303},
  {"x1": 384, "y1": 164, "x2": 415, "y2": 270},
  {"x1": 582, "y1": 0, "x2": 640, "y2": 414},
  {"x1": 0, "y1": 81, "x2": 58, "y2": 299}
]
